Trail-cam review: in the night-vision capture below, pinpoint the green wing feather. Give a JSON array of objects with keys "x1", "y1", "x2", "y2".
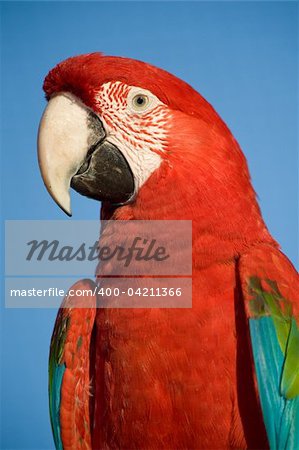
[
  {"x1": 48, "y1": 311, "x2": 69, "y2": 450},
  {"x1": 281, "y1": 318, "x2": 299, "y2": 399},
  {"x1": 249, "y1": 277, "x2": 299, "y2": 400}
]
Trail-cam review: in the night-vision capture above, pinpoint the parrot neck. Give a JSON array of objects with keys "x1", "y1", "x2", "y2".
[
  {"x1": 101, "y1": 112, "x2": 278, "y2": 269},
  {"x1": 101, "y1": 159, "x2": 277, "y2": 270}
]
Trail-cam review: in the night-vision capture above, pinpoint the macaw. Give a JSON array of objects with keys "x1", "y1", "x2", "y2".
[{"x1": 37, "y1": 53, "x2": 299, "y2": 450}]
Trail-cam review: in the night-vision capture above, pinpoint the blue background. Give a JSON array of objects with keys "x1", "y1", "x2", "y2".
[{"x1": 1, "y1": 1, "x2": 298, "y2": 449}]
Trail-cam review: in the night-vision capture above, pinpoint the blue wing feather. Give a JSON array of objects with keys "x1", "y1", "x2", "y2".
[
  {"x1": 249, "y1": 317, "x2": 299, "y2": 449},
  {"x1": 49, "y1": 363, "x2": 65, "y2": 450},
  {"x1": 49, "y1": 311, "x2": 69, "y2": 450}
]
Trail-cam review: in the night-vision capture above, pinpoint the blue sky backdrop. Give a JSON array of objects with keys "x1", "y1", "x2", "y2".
[{"x1": 1, "y1": 1, "x2": 298, "y2": 449}]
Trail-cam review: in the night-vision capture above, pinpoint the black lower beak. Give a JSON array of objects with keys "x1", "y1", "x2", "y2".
[{"x1": 71, "y1": 141, "x2": 135, "y2": 204}]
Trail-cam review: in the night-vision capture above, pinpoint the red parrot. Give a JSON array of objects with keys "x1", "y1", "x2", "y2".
[{"x1": 37, "y1": 53, "x2": 299, "y2": 450}]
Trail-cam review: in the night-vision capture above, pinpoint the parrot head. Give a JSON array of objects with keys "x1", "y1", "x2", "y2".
[
  {"x1": 38, "y1": 53, "x2": 243, "y2": 215},
  {"x1": 38, "y1": 52, "x2": 274, "y2": 260}
]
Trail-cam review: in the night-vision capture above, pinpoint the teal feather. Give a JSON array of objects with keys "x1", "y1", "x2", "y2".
[
  {"x1": 48, "y1": 313, "x2": 69, "y2": 450},
  {"x1": 249, "y1": 318, "x2": 299, "y2": 449},
  {"x1": 49, "y1": 363, "x2": 65, "y2": 450},
  {"x1": 248, "y1": 277, "x2": 299, "y2": 449}
]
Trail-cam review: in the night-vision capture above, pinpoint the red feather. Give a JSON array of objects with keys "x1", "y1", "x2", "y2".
[{"x1": 45, "y1": 54, "x2": 298, "y2": 449}]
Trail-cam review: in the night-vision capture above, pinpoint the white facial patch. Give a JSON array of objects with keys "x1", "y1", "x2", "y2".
[{"x1": 95, "y1": 82, "x2": 170, "y2": 191}]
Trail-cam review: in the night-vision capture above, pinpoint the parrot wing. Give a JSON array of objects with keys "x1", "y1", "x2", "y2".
[
  {"x1": 49, "y1": 279, "x2": 97, "y2": 450},
  {"x1": 238, "y1": 244, "x2": 299, "y2": 449}
]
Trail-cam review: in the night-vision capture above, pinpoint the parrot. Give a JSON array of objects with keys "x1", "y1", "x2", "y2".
[{"x1": 37, "y1": 52, "x2": 299, "y2": 450}]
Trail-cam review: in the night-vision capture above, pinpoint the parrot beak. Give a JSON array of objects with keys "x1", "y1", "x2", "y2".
[{"x1": 38, "y1": 93, "x2": 135, "y2": 216}]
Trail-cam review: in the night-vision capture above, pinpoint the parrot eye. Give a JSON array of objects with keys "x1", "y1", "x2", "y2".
[{"x1": 131, "y1": 94, "x2": 149, "y2": 111}]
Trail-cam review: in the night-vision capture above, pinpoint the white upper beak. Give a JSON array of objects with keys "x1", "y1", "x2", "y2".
[{"x1": 37, "y1": 93, "x2": 94, "y2": 215}]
